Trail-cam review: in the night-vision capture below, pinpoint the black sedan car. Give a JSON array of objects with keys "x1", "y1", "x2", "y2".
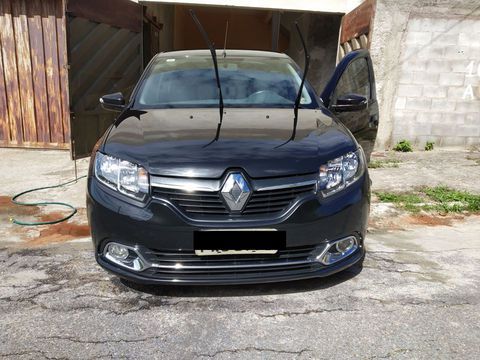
[{"x1": 87, "y1": 48, "x2": 379, "y2": 285}]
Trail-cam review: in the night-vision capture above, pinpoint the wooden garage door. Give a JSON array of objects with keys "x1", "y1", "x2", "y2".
[{"x1": 0, "y1": 0, "x2": 70, "y2": 149}]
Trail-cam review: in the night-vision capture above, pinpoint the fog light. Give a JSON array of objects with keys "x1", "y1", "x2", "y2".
[
  {"x1": 335, "y1": 237, "x2": 355, "y2": 254},
  {"x1": 107, "y1": 243, "x2": 129, "y2": 260},
  {"x1": 318, "y1": 236, "x2": 358, "y2": 265},
  {"x1": 104, "y1": 242, "x2": 147, "y2": 272}
]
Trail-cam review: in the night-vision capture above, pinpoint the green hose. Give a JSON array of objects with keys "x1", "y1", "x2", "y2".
[{"x1": 10, "y1": 175, "x2": 87, "y2": 226}]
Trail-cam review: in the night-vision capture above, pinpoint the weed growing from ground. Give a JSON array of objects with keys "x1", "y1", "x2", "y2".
[
  {"x1": 375, "y1": 186, "x2": 480, "y2": 213},
  {"x1": 393, "y1": 140, "x2": 413, "y2": 152},
  {"x1": 424, "y1": 141, "x2": 434, "y2": 151},
  {"x1": 369, "y1": 159, "x2": 401, "y2": 169}
]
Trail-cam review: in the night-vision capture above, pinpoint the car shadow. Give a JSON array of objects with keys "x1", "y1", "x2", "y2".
[{"x1": 116, "y1": 265, "x2": 363, "y2": 297}]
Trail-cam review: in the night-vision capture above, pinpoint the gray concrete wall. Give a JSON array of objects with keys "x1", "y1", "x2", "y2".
[{"x1": 370, "y1": 0, "x2": 480, "y2": 149}]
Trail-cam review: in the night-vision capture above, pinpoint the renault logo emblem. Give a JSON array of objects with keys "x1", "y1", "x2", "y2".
[{"x1": 221, "y1": 173, "x2": 251, "y2": 212}]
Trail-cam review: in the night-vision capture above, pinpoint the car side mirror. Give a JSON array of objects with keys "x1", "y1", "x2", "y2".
[
  {"x1": 331, "y1": 94, "x2": 368, "y2": 113},
  {"x1": 100, "y1": 92, "x2": 125, "y2": 112}
]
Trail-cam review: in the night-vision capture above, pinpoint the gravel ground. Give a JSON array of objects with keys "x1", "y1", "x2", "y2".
[{"x1": 0, "y1": 148, "x2": 479, "y2": 359}]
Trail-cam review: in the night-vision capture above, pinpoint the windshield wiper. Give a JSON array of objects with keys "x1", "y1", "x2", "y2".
[
  {"x1": 189, "y1": 9, "x2": 224, "y2": 145},
  {"x1": 290, "y1": 22, "x2": 310, "y2": 142}
]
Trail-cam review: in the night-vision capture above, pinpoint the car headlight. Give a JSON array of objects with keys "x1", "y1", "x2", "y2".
[
  {"x1": 95, "y1": 152, "x2": 149, "y2": 201},
  {"x1": 317, "y1": 148, "x2": 365, "y2": 197}
]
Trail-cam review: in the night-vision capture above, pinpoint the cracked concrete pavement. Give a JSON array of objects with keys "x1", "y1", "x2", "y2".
[{"x1": 1, "y1": 149, "x2": 480, "y2": 359}]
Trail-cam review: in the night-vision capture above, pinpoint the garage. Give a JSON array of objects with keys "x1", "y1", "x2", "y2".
[{"x1": 0, "y1": 0, "x2": 375, "y2": 157}]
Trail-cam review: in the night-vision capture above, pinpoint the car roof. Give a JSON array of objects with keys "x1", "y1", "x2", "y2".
[{"x1": 156, "y1": 49, "x2": 290, "y2": 59}]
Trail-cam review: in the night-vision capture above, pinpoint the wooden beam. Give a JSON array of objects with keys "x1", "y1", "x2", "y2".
[
  {"x1": 0, "y1": 140, "x2": 69, "y2": 149},
  {"x1": 42, "y1": 0, "x2": 63, "y2": 143},
  {"x1": 340, "y1": 0, "x2": 376, "y2": 45},
  {"x1": 0, "y1": 0, "x2": 23, "y2": 145},
  {"x1": 12, "y1": 0, "x2": 37, "y2": 143},
  {"x1": 28, "y1": 0, "x2": 51, "y2": 143}
]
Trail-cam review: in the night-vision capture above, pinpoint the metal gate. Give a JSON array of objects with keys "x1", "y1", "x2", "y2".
[{"x1": 67, "y1": 0, "x2": 143, "y2": 158}]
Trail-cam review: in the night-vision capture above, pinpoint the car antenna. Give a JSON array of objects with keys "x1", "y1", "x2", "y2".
[
  {"x1": 222, "y1": 21, "x2": 229, "y2": 58},
  {"x1": 189, "y1": 9, "x2": 224, "y2": 146},
  {"x1": 289, "y1": 22, "x2": 310, "y2": 142}
]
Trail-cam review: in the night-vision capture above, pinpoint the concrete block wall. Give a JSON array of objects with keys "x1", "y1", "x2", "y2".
[
  {"x1": 370, "y1": 1, "x2": 480, "y2": 149},
  {"x1": 392, "y1": 17, "x2": 480, "y2": 147}
]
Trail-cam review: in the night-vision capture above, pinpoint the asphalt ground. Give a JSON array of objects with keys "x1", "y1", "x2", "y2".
[{"x1": 1, "y1": 149, "x2": 479, "y2": 359}]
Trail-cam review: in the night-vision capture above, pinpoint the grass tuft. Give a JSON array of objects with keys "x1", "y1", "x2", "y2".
[
  {"x1": 369, "y1": 159, "x2": 401, "y2": 169},
  {"x1": 424, "y1": 141, "x2": 434, "y2": 151},
  {"x1": 375, "y1": 186, "x2": 480, "y2": 213},
  {"x1": 423, "y1": 186, "x2": 480, "y2": 212},
  {"x1": 393, "y1": 140, "x2": 413, "y2": 152},
  {"x1": 376, "y1": 192, "x2": 422, "y2": 204}
]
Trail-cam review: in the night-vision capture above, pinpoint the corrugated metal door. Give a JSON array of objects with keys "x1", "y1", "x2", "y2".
[
  {"x1": 67, "y1": 0, "x2": 143, "y2": 158},
  {"x1": 0, "y1": 0, "x2": 70, "y2": 149}
]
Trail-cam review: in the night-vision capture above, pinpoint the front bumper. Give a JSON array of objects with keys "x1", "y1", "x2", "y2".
[{"x1": 87, "y1": 174, "x2": 370, "y2": 285}]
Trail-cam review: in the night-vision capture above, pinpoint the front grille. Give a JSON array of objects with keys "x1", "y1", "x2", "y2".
[
  {"x1": 243, "y1": 184, "x2": 316, "y2": 215},
  {"x1": 152, "y1": 183, "x2": 316, "y2": 218},
  {"x1": 152, "y1": 188, "x2": 228, "y2": 215},
  {"x1": 141, "y1": 245, "x2": 320, "y2": 281}
]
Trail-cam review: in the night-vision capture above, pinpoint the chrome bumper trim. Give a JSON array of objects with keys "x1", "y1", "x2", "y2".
[{"x1": 149, "y1": 258, "x2": 315, "y2": 270}]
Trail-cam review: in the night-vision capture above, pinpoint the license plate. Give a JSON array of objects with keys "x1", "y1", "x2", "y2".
[{"x1": 194, "y1": 229, "x2": 286, "y2": 256}]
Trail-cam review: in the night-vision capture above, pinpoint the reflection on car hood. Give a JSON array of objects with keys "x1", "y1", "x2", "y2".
[{"x1": 102, "y1": 108, "x2": 356, "y2": 178}]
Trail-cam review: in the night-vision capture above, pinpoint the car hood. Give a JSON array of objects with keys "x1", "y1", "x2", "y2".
[{"x1": 102, "y1": 108, "x2": 356, "y2": 178}]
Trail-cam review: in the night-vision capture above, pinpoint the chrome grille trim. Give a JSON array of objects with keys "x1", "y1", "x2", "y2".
[
  {"x1": 254, "y1": 179, "x2": 317, "y2": 191},
  {"x1": 150, "y1": 173, "x2": 317, "y2": 192},
  {"x1": 150, "y1": 173, "x2": 318, "y2": 218},
  {"x1": 150, "y1": 176, "x2": 221, "y2": 192}
]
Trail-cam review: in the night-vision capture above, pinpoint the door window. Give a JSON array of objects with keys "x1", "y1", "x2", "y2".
[{"x1": 332, "y1": 58, "x2": 370, "y2": 103}]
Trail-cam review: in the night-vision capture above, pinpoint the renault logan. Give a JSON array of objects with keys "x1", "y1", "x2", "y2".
[{"x1": 87, "y1": 48, "x2": 379, "y2": 285}]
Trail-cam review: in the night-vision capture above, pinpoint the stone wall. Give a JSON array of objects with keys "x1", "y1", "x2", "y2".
[{"x1": 370, "y1": 0, "x2": 480, "y2": 149}]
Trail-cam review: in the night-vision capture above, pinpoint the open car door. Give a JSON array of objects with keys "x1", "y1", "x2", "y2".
[
  {"x1": 321, "y1": 0, "x2": 378, "y2": 161},
  {"x1": 320, "y1": 50, "x2": 379, "y2": 162}
]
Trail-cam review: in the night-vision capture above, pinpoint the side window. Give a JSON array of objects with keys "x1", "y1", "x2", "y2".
[{"x1": 332, "y1": 58, "x2": 370, "y2": 102}]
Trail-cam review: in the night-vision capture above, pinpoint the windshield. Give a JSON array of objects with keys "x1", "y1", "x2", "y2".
[{"x1": 134, "y1": 54, "x2": 318, "y2": 109}]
